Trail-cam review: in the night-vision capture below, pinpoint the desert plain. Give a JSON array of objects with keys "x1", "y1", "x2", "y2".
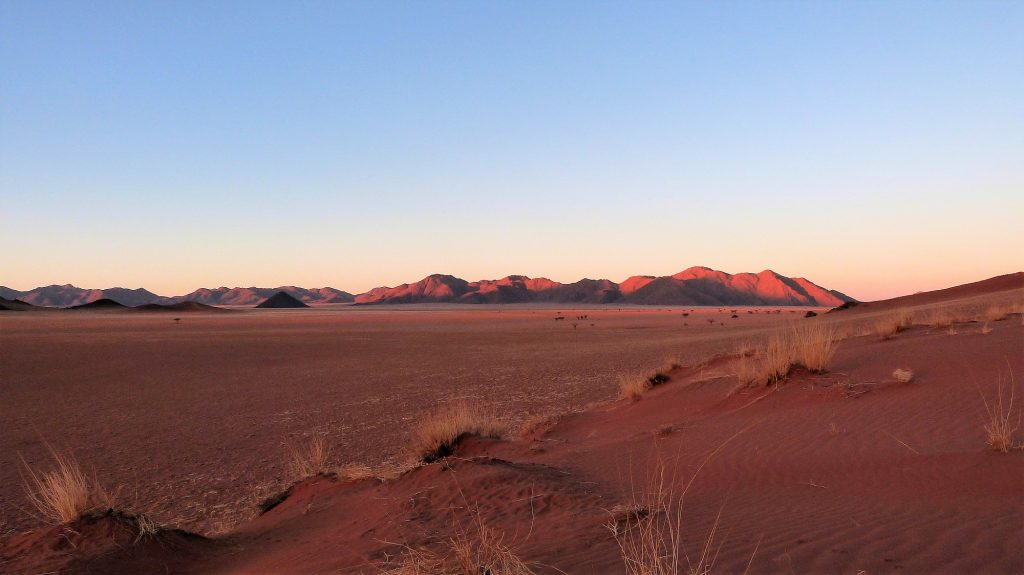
[{"x1": 1, "y1": 274, "x2": 1022, "y2": 574}]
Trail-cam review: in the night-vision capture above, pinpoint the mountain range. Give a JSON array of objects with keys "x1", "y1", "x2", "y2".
[{"x1": 0, "y1": 267, "x2": 854, "y2": 308}]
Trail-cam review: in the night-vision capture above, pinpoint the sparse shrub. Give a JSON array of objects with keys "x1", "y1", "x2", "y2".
[
  {"x1": 288, "y1": 434, "x2": 331, "y2": 479},
  {"x1": 892, "y1": 368, "x2": 914, "y2": 383},
  {"x1": 19, "y1": 448, "x2": 112, "y2": 524},
  {"x1": 804, "y1": 311, "x2": 817, "y2": 318},
  {"x1": 413, "y1": 402, "x2": 505, "y2": 463}
]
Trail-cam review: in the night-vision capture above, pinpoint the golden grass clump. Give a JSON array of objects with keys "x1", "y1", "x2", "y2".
[
  {"x1": 874, "y1": 309, "x2": 913, "y2": 340},
  {"x1": 892, "y1": 368, "x2": 914, "y2": 384},
  {"x1": 413, "y1": 402, "x2": 505, "y2": 463},
  {"x1": 288, "y1": 434, "x2": 332, "y2": 479},
  {"x1": 619, "y1": 372, "x2": 652, "y2": 401},
  {"x1": 733, "y1": 323, "x2": 837, "y2": 389},
  {"x1": 983, "y1": 304, "x2": 1014, "y2": 323},
  {"x1": 789, "y1": 322, "x2": 838, "y2": 373},
  {"x1": 20, "y1": 448, "x2": 112, "y2": 524},
  {"x1": 979, "y1": 374, "x2": 1019, "y2": 453},
  {"x1": 337, "y1": 463, "x2": 375, "y2": 482},
  {"x1": 980, "y1": 322, "x2": 993, "y2": 335}
]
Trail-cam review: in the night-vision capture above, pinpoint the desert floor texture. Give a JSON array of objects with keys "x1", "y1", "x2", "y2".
[{"x1": 1, "y1": 275, "x2": 1022, "y2": 574}]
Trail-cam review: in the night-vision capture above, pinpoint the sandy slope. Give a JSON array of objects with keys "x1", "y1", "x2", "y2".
[{"x1": 1, "y1": 278, "x2": 1021, "y2": 574}]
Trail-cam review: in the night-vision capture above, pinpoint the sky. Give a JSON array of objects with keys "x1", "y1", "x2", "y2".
[{"x1": 1, "y1": 1, "x2": 1021, "y2": 301}]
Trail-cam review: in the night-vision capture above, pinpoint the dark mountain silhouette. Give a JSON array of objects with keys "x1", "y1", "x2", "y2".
[
  {"x1": 133, "y1": 301, "x2": 224, "y2": 312},
  {"x1": 255, "y1": 292, "x2": 310, "y2": 309},
  {"x1": 68, "y1": 298, "x2": 127, "y2": 310}
]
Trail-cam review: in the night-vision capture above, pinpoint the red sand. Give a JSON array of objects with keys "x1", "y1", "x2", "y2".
[{"x1": 1, "y1": 279, "x2": 1022, "y2": 574}]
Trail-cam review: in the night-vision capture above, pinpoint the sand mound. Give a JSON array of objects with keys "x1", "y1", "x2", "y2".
[
  {"x1": 255, "y1": 291, "x2": 309, "y2": 308},
  {"x1": 0, "y1": 511, "x2": 209, "y2": 575},
  {"x1": 133, "y1": 301, "x2": 224, "y2": 312},
  {"x1": 67, "y1": 298, "x2": 127, "y2": 310}
]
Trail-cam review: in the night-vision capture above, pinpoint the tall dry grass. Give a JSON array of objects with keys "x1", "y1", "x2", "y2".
[
  {"x1": 612, "y1": 429, "x2": 756, "y2": 575},
  {"x1": 288, "y1": 434, "x2": 332, "y2": 479},
  {"x1": 873, "y1": 308, "x2": 914, "y2": 340},
  {"x1": 19, "y1": 448, "x2": 112, "y2": 524},
  {"x1": 413, "y1": 402, "x2": 505, "y2": 463},
  {"x1": 380, "y1": 495, "x2": 535, "y2": 574},
  {"x1": 790, "y1": 323, "x2": 838, "y2": 373},
  {"x1": 979, "y1": 372, "x2": 1019, "y2": 453},
  {"x1": 733, "y1": 323, "x2": 837, "y2": 388}
]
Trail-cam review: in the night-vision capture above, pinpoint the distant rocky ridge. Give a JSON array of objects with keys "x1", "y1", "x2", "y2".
[
  {"x1": 0, "y1": 267, "x2": 855, "y2": 308},
  {"x1": 0, "y1": 285, "x2": 355, "y2": 308}
]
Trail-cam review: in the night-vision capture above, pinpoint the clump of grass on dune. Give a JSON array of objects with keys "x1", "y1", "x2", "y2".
[
  {"x1": 733, "y1": 323, "x2": 837, "y2": 389},
  {"x1": 381, "y1": 500, "x2": 535, "y2": 574},
  {"x1": 619, "y1": 372, "x2": 652, "y2": 402},
  {"x1": 983, "y1": 303, "x2": 1017, "y2": 323},
  {"x1": 874, "y1": 309, "x2": 913, "y2": 340},
  {"x1": 611, "y1": 429, "x2": 758, "y2": 575},
  {"x1": 790, "y1": 322, "x2": 838, "y2": 373},
  {"x1": 979, "y1": 373, "x2": 1020, "y2": 453},
  {"x1": 619, "y1": 371, "x2": 672, "y2": 401},
  {"x1": 19, "y1": 447, "x2": 113, "y2": 524},
  {"x1": 288, "y1": 434, "x2": 332, "y2": 479},
  {"x1": 413, "y1": 402, "x2": 505, "y2": 463}
]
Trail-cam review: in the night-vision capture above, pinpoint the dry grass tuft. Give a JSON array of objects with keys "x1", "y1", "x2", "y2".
[
  {"x1": 984, "y1": 304, "x2": 1013, "y2": 322},
  {"x1": 980, "y1": 322, "x2": 993, "y2": 335},
  {"x1": 979, "y1": 373, "x2": 1019, "y2": 453},
  {"x1": 736, "y1": 342, "x2": 756, "y2": 358},
  {"x1": 288, "y1": 434, "x2": 332, "y2": 479},
  {"x1": 19, "y1": 448, "x2": 112, "y2": 524},
  {"x1": 517, "y1": 412, "x2": 561, "y2": 438},
  {"x1": 413, "y1": 402, "x2": 505, "y2": 463},
  {"x1": 733, "y1": 323, "x2": 836, "y2": 389},
  {"x1": 337, "y1": 463, "x2": 375, "y2": 482},
  {"x1": 381, "y1": 503, "x2": 535, "y2": 574},
  {"x1": 612, "y1": 428, "x2": 755, "y2": 575},
  {"x1": 929, "y1": 309, "x2": 957, "y2": 328},
  {"x1": 946, "y1": 325, "x2": 958, "y2": 336},
  {"x1": 789, "y1": 322, "x2": 838, "y2": 373},
  {"x1": 619, "y1": 372, "x2": 652, "y2": 401},
  {"x1": 874, "y1": 309, "x2": 913, "y2": 340},
  {"x1": 892, "y1": 368, "x2": 914, "y2": 384}
]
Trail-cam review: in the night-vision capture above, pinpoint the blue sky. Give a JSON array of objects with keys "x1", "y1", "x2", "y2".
[{"x1": 2, "y1": 1, "x2": 1021, "y2": 299}]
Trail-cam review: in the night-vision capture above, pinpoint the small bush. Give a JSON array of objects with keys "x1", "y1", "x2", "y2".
[
  {"x1": 804, "y1": 311, "x2": 817, "y2": 318},
  {"x1": 647, "y1": 372, "x2": 670, "y2": 386}
]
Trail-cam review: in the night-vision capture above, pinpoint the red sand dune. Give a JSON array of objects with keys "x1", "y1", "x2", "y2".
[{"x1": 2, "y1": 278, "x2": 1021, "y2": 574}]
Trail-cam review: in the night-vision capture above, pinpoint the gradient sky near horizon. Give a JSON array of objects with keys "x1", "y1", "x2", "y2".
[{"x1": 2, "y1": 2, "x2": 1022, "y2": 301}]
